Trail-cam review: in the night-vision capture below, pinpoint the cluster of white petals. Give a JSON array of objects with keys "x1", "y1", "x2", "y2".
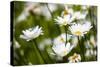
[
  {"x1": 51, "y1": 33, "x2": 75, "y2": 57},
  {"x1": 55, "y1": 15, "x2": 73, "y2": 26},
  {"x1": 20, "y1": 26, "x2": 43, "y2": 41},
  {"x1": 55, "y1": 5, "x2": 88, "y2": 26},
  {"x1": 69, "y1": 22, "x2": 92, "y2": 36},
  {"x1": 52, "y1": 42, "x2": 75, "y2": 57}
]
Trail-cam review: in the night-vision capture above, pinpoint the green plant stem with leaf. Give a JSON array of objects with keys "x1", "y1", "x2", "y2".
[
  {"x1": 78, "y1": 36, "x2": 85, "y2": 61},
  {"x1": 32, "y1": 39, "x2": 47, "y2": 64},
  {"x1": 46, "y1": 3, "x2": 61, "y2": 34}
]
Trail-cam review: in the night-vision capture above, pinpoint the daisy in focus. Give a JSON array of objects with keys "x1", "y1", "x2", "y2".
[
  {"x1": 52, "y1": 42, "x2": 75, "y2": 57},
  {"x1": 55, "y1": 14, "x2": 73, "y2": 26},
  {"x1": 68, "y1": 53, "x2": 81, "y2": 63},
  {"x1": 20, "y1": 26, "x2": 43, "y2": 41},
  {"x1": 69, "y1": 21, "x2": 92, "y2": 36},
  {"x1": 55, "y1": 5, "x2": 75, "y2": 26}
]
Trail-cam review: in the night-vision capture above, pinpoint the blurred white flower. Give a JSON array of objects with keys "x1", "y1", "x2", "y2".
[
  {"x1": 41, "y1": 4, "x2": 57, "y2": 20},
  {"x1": 55, "y1": 15, "x2": 73, "y2": 26},
  {"x1": 72, "y1": 11, "x2": 88, "y2": 20},
  {"x1": 52, "y1": 42, "x2": 74, "y2": 57},
  {"x1": 17, "y1": 3, "x2": 58, "y2": 22},
  {"x1": 53, "y1": 33, "x2": 72, "y2": 45},
  {"x1": 63, "y1": 5, "x2": 88, "y2": 20},
  {"x1": 14, "y1": 40, "x2": 20, "y2": 48},
  {"x1": 17, "y1": 3, "x2": 41, "y2": 22},
  {"x1": 90, "y1": 35, "x2": 97, "y2": 48},
  {"x1": 68, "y1": 53, "x2": 81, "y2": 63},
  {"x1": 85, "y1": 49, "x2": 97, "y2": 57},
  {"x1": 55, "y1": 5, "x2": 88, "y2": 26},
  {"x1": 85, "y1": 37, "x2": 96, "y2": 49},
  {"x1": 41, "y1": 5, "x2": 51, "y2": 20},
  {"x1": 63, "y1": 6, "x2": 88, "y2": 20},
  {"x1": 81, "y1": 5, "x2": 90, "y2": 10},
  {"x1": 20, "y1": 26, "x2": 43, "y2": 41},
  {"x1": 62, "y1": 5, "x2": 74, "y2": 16},
  {"x1": 82, "y1": 21, "x2": 93, "y2": 32},
  {"x1": 69, "y1": 22, "x2": 92, "y2": 36},
  {"x1": 26, "y1": 3, "x2": 57, "y2": 20},
  {"x1": 47, "y1": 4, "x2": 58, "y2": 12},
  {"x1": 17, "y1": 11, "x2": 29, "y2": 22},
  {"x1": 25, "y1": 2, "x2": 42, "y2": 15},
  {"x1": 84, "y1": 41, "x2": 91, "y2": 49}
]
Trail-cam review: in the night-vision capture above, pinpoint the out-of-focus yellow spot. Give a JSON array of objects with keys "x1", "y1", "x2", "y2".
[
  {"x1": 60, "y1": 37, "x2": 65, "y2": 42},
  {"x1": 74, "y1": 31, "x2": 82, "y2": 36},
  {"x1": 64, "y1": 10, "x2": 68, "y2": 15}
]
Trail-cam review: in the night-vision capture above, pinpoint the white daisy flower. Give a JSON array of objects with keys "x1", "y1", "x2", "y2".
[
  {"x1": 55, "y1": 14, "x2": 73, "y2": 26},
  {"x1": 68, "y1": 53, "x2": 81, "y2": 63},
  {"x1": 52, "y1": 42, "x2": 75, "y2": 57},
  {"x1": 85, "y1": 49, "x2": 97, "y2": 57},
  {"x1": 69, "y1": 22, "x2": 92, "y2": 36},
  {"x1": 20, "y1": 26, "x2": 43, "y2": 41},
  {"x1": 55, "y1": 5, "x2": 74, "y2": 26}
]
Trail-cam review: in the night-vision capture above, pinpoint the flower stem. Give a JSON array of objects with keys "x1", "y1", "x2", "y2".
[
  {"x1": 45, "y1": 48, "x2": 55, "y2": 63},
  {"x1": 64, "y1": 26, "x2": 68, "y2": 45},
  {"x1": 78, "y1": 36, "x2": 85, "y2": 61},
  {"x1": 46, "y1": 3, "x2": 54, "y2": 19},
  {"x1": 32, "y1": 39, "x2": 47, "y2": 64},
  {"x1": 46, "y1": 3, "x2": 61, "y2": 34}
]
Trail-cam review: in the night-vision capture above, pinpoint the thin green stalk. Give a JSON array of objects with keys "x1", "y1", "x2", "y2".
[
  {"x1": 32, "y1": 39, "x2": 47, "y2": 64},
  {"x1": 46, "y1": 3, "x2": 61, "y2": 34},
  {"x1": 78, "y1": 36, "x2": 85, "y2": 61},
  {"x1": 64, "y1": 26, "x2": 68, "y2": 45},
  {"x1": 46, "y1": 3, "x2": 54, "y2": 19},
  {"x1": 45, "y1": 48, "x2": 55, "y2": 63}
]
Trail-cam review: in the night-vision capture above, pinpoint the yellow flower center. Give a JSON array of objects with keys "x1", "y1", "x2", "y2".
[
  {"x1": 63, "y1": 21, "x2": 67, "y2": 25},
  {"x1": 74, "y1": 31, "x2": 82, "y2": 36},
  {"x1": 60, "y1": 37, "x2": 65, "y2": 42},
  {"x1": 63, "y1": 50, "x2": 67, "y2": 55},
  {"x1": 64, "y1": 10, "x2": 68, "y2": 15},
  {"x1": 72, "y1": 55, "x2": 78, "y2": 60}
]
